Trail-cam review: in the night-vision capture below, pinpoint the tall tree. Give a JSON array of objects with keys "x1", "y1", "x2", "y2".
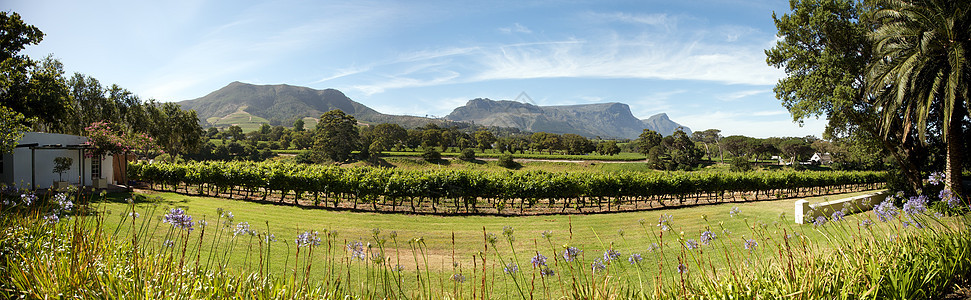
[
  {"x1": 867, "y1": 0, "x2": 971, "y2": 197},
  {"x1": 766, "y1": 0, "x2": 924, "y2": 188},
  {"x1": 0, "y1": 105, "x2": 30, "y2": 153},
  {"x1": 313, "y1": 109, "x2": 359, "y2": 162}
]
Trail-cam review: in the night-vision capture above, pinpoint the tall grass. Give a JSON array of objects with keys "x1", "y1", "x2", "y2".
[{"x1": 1, "y1": 181, "x2": 970, "y2": 299}]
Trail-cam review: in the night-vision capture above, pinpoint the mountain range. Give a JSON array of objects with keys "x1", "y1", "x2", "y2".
[{"x1": 178, "y1": 82, "x2": 690, "y2": 139}]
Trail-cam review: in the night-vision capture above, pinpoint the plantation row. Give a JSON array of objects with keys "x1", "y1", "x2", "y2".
[{"x1": 128, "y1": 161, "x2": 885, "y2": 214}]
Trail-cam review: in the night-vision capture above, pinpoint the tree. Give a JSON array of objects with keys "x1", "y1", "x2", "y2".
[
  {"x1": 635, "y1": 129, "x2": 662, "y2": 155},
  {"x1": 474, "y1": 130, "x2": 497, "y2": 152},
  {"x1": 227, "y1": 125, "x2": 244, "y2": 141},
  {"x1": 0, "y1": 105, "x2": 30, "y2": 153},
  {"x1": 313, "y1": 109, "x2": 359, "y2": 162},
  {"x1": 561, "y1": 134, "x2": 594, "y2": 155},
  {"x1": 596, "y1": 140, "x2": 621, "y2": 156},
  {"x1": 721, "y1": 135, "x2": 754, "y2": 158},
  {"x1": 293, "y1": 118, "x2": 305, "y2": 131},
  {"x1": 766, "y1": 0, "x2": 924, "y2": 188},
  {"x1": 692, "y1": 129, "x2": 723, "y2": 161},
  {"x1": 867, "y1": 0, "x2": 971, "y2": 198}
]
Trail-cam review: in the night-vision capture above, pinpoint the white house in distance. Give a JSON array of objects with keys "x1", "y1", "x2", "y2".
[
  {"x1": 810, "y1": 152, "x2": 833, "y2": 165},
  {"x1": 1, "y1": 132, "x2": 114, "y2": 190}
]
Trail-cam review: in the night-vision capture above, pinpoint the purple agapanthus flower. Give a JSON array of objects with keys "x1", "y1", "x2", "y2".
[
  {"x1": 504, "y1": 262, "x2": 519, "y2": 274},
  {"x1": 700, "y1": 230, "x2": 716, "y2": 246},
  {"x1": 295, "y1": 231, "x2": 320, "y2": 248},
  {"x1": 531, "y1": 253, "x2": 548, "y2": 268},
  {"x1": 940, "y1": 189, "x2": 961, "y2": 209},
  {"x1": 685, "y1": 239, "x2": 699, "y2": 250},
  {"x1": 873, "y1": 200, "x2": 899, "y2": 222},
  {"x1": 903, "y1": 195, "x2": 928, "y2": 215},
  {"x1": 162, "y1": 208, "x2": 194, "y2": 231},
  {"x1": 628, "y1": 253, "x2": 643, "y2": 265},
  {"x1": 591, "y1": 258, "x2": 607, "y2": 273},
  {"x1": 603, "y1": 249, "x2": 621, "y2": 262},
  {"x1": 563, "y1": 247, "x2": 582, "y2": 262},
  {"x1": 744, "y1": 239, "x2": 758, "y2": 251},
  {"x1": 927, "y1": 172, "x2": 945, "y2": 185}
]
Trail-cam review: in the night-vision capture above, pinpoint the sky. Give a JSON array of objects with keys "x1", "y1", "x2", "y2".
[{"x1": 9, "y1": 0, "x2": 828, "y2": 138}]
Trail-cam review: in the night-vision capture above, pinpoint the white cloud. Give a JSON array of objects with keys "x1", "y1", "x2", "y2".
[
  {"x1": 499, "y1": 23, "x2": 532, "y2": 34},
  {"x1": 718, "y1": 89, "x2": 767, "y2": 101}
]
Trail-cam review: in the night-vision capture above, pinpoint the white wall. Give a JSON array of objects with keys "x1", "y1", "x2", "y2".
[{"x1": 3, "y1": 132, "x2": 113, "y2": 190}]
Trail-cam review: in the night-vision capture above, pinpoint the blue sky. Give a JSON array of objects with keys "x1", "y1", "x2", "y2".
[{"x1": 10, "y1": 0, "x2": 827, "y2": 138}]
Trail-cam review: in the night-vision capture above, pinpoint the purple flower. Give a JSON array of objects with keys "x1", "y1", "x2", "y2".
[
  {"x1": 744, "y1": 239, "x2": 758, "y2": 251},
  {"x1": 347, "y1": 241, "x2": 366, "y2": 259},
  {"x1": 450, "y1": 273, "x2": 466, "y2": 283},
  {"x1": 927, "y1": 172, "x2": 945, "y2": 185},
  {"x1": 563, "y1": 247, "x2": 582, "y2": 262},
  {"x1": 873, "y1": 200, "x2": 899, "y2": 222},
  {"x1": 657, "y1": 214, "x2": 673, "y2": 231},
  {"x1": 685, "y1": 239, "x2": 699, "y2": 250},
  {"x1": 504, "y1": 263, "x2": 519, "y2": 274},
  {"x1": 591, "y1": 259, "x2": 607, "y2": 273},
  {"x1": 859, "y1": 219, "x2": 873, "y2": 228},
  {"x1": 20, "y1": 193, "x2": 36, "y2": 206},
  {"x1": 813, "y1": 216, "x2": 828, "y2": 227},
  {"x1": 940, "y1": 189, "x2": 961, "y2": 208},
  {"x1": 531, "y1": 253, "x2": 548, "y2": 267},
  {"x1": 903, "y1": 195, "x2": 928, "y2": 215},
  {"x1": 233, "y1": 222, "x2": 251, "y2": 236},
  {"x1": 163, "y1": 240, "x2": 175, "y2": 247},
  {"x1": 53, "y1": 193, "x2": 72, "y2": 211},
  {"x1": 43, "y1": 214, "x2": 59, "y2": 224},
  {"x1": 729, "y1": 207, "x2": 740, "y2": 217},
  {"x1": 831, "y1": 210, "x2": 846, "y2": 221},
  {"x1": 162, "y1": 208, "x2": 194, "y2": 231},
  {"x1": 603, "y1": 249, "x2": 621, "y2": 262},
  {"x1": 700, "y1": 230, "x2": 716, "y2": 246},
  {"x1": 295, "y1": 231, "x2": 320, "y2": 248},
  {"x1": 540, "y1": 267, "x2": 555, "y2": 277},
  {"x1": 628, "y1": 253, "x2": 643, "y2": 264},
  {"x1": 677, "y1": 263, "x2": 688, "y2": 274}
]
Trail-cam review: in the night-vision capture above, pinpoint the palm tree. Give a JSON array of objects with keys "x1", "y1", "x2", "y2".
[{"x1": 867, "y1": 0, "x2": 970, "y2": 199}]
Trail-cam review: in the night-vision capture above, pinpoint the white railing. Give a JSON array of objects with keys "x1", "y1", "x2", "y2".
[{"x1": 795, "y1": 191, "x2": 889, "y2": 224}]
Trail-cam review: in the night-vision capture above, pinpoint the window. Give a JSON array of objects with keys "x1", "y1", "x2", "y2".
[{"x1": 91, "y1": 159, "x2": 101, "y2": 179}]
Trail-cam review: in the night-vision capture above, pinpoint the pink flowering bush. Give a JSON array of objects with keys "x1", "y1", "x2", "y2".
[{"x1": 83, "y1": 121, "x2": 161, "y2": 159}]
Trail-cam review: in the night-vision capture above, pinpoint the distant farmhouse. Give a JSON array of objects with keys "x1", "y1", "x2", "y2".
[
  {"x1": 810, "y1": 153, "x2": 833, "y2": 165},
  {"x1": 1, "y1": 132, "x2": 116, "y2": 190}
]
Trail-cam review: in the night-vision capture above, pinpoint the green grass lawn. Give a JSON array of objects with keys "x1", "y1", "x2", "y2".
[{"x1": 94, "y1": 188, "x2": 888, "y2": 278}]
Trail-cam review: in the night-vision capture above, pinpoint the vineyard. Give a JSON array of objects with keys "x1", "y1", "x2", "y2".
[{"x1": 128, "y1": 161, "x2": 886, "y2": 215}]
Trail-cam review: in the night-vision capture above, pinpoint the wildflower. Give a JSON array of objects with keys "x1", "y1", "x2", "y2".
[
  {"x1": 657, "y1": 214, "x2": 673, "y2": 231},
  {"x1": 603, "y1": 249, "x2": 621, "y2": 262},
  {"x1": 903, "y1": 195, "x2": 928, "y2": 215},
  {"x1": 295, "y1": 231, "x2": 320, "y2": 248},
  {"x1": 129, "y1": 212, "x2": 140, "y2": 218},
  {"x1": 264, "y1": 233, "x2": 277, "y2": 242},
  {"x1": 198, "y1": 219, "x2": 207, "y2": 227},
  {"x1": 873, "y1": 200, "x2": 899, "y2": 222},
  {"x1": 347, "y1": 241, "x2": 366, "y2": 260},
  {"x1": 43, "y1": 214, "x2": 59, "y2": 224},
  {"x1": 831, "y1": 210, "x2": 845, "y2": 221},
  {"x1": 813, "y1": 216, "x2": 828, "y2": 227},
  {"x1": 927, "y1": 172, "x2": 945, "y2": 185},
  {"x1": 591, "y1": 258, "x2": 607, "y2": 273},
  {"x1": 677, "y1": 263, "x2": 688, "y2": 274},
  {"x1": 685, "y1": 239, "x2": 699, "y2": 250},
  {"x1": 628, "y1": 253, "x2": 642, "y2": 264},
  {"x1": 744, "y1": 239, "x2": 758, "y2": 251},
  {"x1": 162, "y1": 208, "x2": 194, "y2": 231},
  {"x1": 450, "y1": 273, "x2": 466, "y2": 283},
  {"x1": 541, "y1": 230, "x2": 553, "y2": 239},
  {"x1": 502, "y1": 226, "x2": 515, "y2": 242},
  {"x1": 394, "y1": 265, "x2": 404, "y2": 272},
  {"x1": 859, "y1": 219, "x2": 873, "y2": 228},
  {"x1": 647, "y1": 243, "x2": 660, "y2": 252},
  {"x1": 729, "y1": 207, "x2": 740, "y2": 217},
  {"x1": 540, "y1": 267, "x2": 555, "y2": 277},
  {"x1": 233, "y1": 222, "x2": 251, "y2": 236},
  {"x1": 163, "y1": 240, "x2": 175, "y2": 247},
  {"x1": 20, "y1": 193, "x2": 36, "y2": 206},
  {"x1": 504, "y1": 263, "x2": 519, "y2": 274},
  {"x1": 486, "y1": 233, "x2": 498, "y2": 245},
  {"x1": 700, "y1": 230, "x2": 716, "y2": 246},
  {"x1": 531, "y1": 253, "x2": 548, "y2": 267},
  {"x1": 563, "y1": 247, "x2": 582, "y2": 262},
  {"x1": 940, "y1": 189, "x2": 961, "y2": 209},
  {"x1": 53, "y1": 193, "x2": 72, "y2": 211}
]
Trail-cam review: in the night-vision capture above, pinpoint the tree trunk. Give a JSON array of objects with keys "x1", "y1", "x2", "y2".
[{"x1": 945, "y1": 109, "x2": 965, "y2": 202}]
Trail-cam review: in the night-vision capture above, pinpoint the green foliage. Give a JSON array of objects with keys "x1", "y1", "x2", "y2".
[
  {"x1": 729, "y1": 157, "x2": 753, "y2": 172},
  {"x1": 458, "y1": 148, "x2": 476, "y2": 161},
  {"x1": 421, "y1": 147, "x2": 440, "y2": 162},
  {"x1": 636, "y1": 129, "x2": 662, "y2": 154},
  {"x1": 0, "y1": 105, "x2": 30, "y2": 153},
  {"x1": 596, "y1": 140, "x2": 621, "y2": 156},
  {"x1": 497, "y1": 153, "x2": 518, "y2": 169},
  {"x1": 52, "y1": 156, "x2": 72, "y2": 181},
  {"x1": 313, "y1": 109, "x2": 359, "y2": 162}
]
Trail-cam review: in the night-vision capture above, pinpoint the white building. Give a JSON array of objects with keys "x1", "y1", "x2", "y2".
[
  {"x1": 810, "y1": 152, "x2": 833, "y2": 165},
  {"x1": 1, "y1": 132, "x2": 114, "y2": 190}
]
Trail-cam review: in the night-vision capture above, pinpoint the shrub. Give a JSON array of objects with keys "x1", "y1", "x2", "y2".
[
  {"x1": 458, "y1": 148, "x2": 476, "y2": 161},
  {"x1": 729, "y1": 157, "x2": 753, "y2": 172},
  {"x1": 497, "y1": 154, "x2": 518, "y2": 169},
  {"x1": 422, "y1": 148, "x2": 441, "y2": 162}
]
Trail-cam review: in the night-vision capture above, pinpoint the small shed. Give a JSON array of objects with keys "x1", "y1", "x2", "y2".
[
  {"x1": 1, "y1": 132, "x2": 114, "y2": 190},
  {"x1": 810, "y1": 152, "x2": 833, "y2": 165}
]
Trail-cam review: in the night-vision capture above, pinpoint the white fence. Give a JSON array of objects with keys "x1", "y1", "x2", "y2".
[{"x1": 795, "y1": 191, "x2": 889, "y2": 224}]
